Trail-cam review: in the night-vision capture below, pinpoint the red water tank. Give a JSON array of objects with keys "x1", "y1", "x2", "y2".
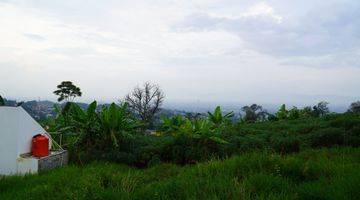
[{"x1": 32, "y1": 134, "x2": 49, "y2": 157}]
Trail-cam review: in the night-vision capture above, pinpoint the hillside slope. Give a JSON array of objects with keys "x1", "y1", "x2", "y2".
[{"x1": 1, "y1": 147, "x2": 359, "y2": 200}]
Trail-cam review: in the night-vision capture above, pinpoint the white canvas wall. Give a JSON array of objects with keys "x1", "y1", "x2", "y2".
[
  {"x1": 16, "y1": 108, "x2": 48, "y2": 156},
  {"x1": 0, "y1": 106, "x2": 48, "y2": 175},
  {"x1": 0, "y1": 107, "x2": 19, "y2": 175}
]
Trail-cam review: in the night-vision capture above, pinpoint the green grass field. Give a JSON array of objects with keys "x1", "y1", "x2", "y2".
[{"x1": 1, "y1": 147, "x2": 359, "y2": 200}]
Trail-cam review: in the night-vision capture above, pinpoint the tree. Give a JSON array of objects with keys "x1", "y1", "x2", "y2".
[
  {"x1": 288, "y1": 106, "x2": 300, "y2": 120},
  {"x1": 242, "y1": 104, "x2": 267, "y2": 123},
  {"x1": 0, "y1": 95, "x2": 4, "y2": 106},
  {"x1": 125, "y1": 82, "x2": 165, "y2": 128},
  {"x1": 348, "y1": 101, "x2": 360, "y2": 113},
  {"x1": 300, "y1": 106, "x2": 313, "y2": 118},
  {"x1": 185, "y1": 112, "x2": 203, "y2": 121},
  {"x1": 276, "y1": 104, "x2": 289, "y2": 120},
  {"x1": 53, "y1": 81, "x2": 82, "y2": 103},
  {"x1": 267, "y1": 113, "x2": 278, "y2": 121},
  {"x1": 312, "y1": 101, "x2": 329, "y2": 117}
]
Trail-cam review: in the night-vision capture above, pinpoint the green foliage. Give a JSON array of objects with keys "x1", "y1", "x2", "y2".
[
  {"x1": 152, "y1": 107, "x2": 236, "y2": 165},
  {"x1": 276, "y1": 104, "x2": 288, "y2": 120},
  {"x1": 288, "y1": 106, "x2": 300, "y2": 120},
  {"x1": 312, "y1": 101, "x2": 330, "y2": 117},
  {"x1": 207, "y1": 106, "x2": 234, "y2": 126},
  {"x1": 0, "y1": 95, "x2": 4, "y2": 106},
  {"x1": 299, "y1": 106, "x2": 313, "y2": 118},
  {"x1": 161, "y1": 106, "x2": 232, "y2": 144},
  {"x1": 329, "y1": 115, "x2": 360, "y2": 130},
  {"x1": 99, "y1": 103, "x2": 137, "y2": 148},
  {"x1": 307, "y1": 127, "x2": 346, "y2": 148},
  {"x1": 46, "y1": 101, "x2": 360, "y2": 167},
  {"x1": 241, "y1": 104, "x2": 267, "y2": 123},
  {"x1": 275, "y1": 103, "x2": 331, "y2": 121},
  {"x1": 50, "y1": 101, "x2": 138, "y2": 164},
  {"x1": 270, "y1": 135, "x2": 301, "y2": 154},
  {"x1": 160, "y1": 115, "x2": 186, "y2": 133},
  {"x1": 1, "y1": 148, "x2": 359, "y2": 200},
  {"x1": 348, "y1": 101, "x2": 360, "y2": 113},
  {"x1": 53, "y1": 81, "x2": 82, "y2": 102},
  {"x1": 277, "y1": 104, "x2": 309, "y2": 120},
  {"x1": 267, "y1": 113, "x2": 278, "y2": 121},
  {"x1": 8, "y1": 97, "x2": 358, "y2": 198}
]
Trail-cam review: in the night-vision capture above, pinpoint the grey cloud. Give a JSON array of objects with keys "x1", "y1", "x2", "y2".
[
  {"x1": 174, "y1": 1, "x2": 360, "y2": 63},
  {"x1": 1, "y1": 0, "x2": 359, "y2": 105},
  {"x1": 280, "y1": 51, "x2": 360, "y2": 68}
]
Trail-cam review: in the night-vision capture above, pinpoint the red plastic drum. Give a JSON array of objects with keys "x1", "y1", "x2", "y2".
[{"x1": 32, "y1": 134, "x2": 49, "y2": 157}]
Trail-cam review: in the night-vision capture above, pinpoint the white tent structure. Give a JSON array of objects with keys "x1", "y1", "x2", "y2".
[{"x1": 0, "y1": 106, "x2": 66, "y2": 175}]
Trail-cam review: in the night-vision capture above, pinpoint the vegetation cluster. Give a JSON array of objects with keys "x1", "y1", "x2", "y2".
[
  {"x1": 1, "y1": 82, "x2": 360, "y2": 199},
  {"x1": 48, "y1": 100, "x2": 360, "y2": 167},
  {"x1": 1, "y1": 82, "x2": 360, "y2": 168},
  {"x1": 1, "y1": 148, "x2": 359, "y2": 199}
]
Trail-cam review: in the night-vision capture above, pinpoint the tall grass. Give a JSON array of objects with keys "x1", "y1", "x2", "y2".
[{"x1": 1, "y1": 147, "x2": 359, "y2": 200}]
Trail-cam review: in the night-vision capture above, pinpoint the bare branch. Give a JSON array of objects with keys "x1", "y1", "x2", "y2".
[{"x1": 125, "y1": 82, "x2": 165, "y2": 127}]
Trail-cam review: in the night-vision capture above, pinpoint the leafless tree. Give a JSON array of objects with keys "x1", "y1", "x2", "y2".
[{"x1": 125, "y1": 82, "x2": 165, "y2": 127}]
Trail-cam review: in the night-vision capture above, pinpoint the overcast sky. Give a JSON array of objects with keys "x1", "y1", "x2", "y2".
[{"x1": 0, "y1": 0, "x2": 359, "y2": 107}]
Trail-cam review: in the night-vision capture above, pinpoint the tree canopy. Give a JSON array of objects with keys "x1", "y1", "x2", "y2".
[
  {"x1": 0, "y1": 95, "x2": 4, "y2": 106},
  {"x1": 242, "y1": 104, "x2": 267, "y2": 123},
  {"x1": 312, "y1": 101, "x2": 329, "y2": 117},
  {"x1": 53, "y1": 81, "x2": 82, "y2": 103},
  {"x1": 348, "y1": 101, "x2": 360, "y2": 113}
]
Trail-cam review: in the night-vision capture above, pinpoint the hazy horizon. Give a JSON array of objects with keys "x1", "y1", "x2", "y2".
[
  {"x1": 1, "y1": 96, "x2": 352, "y2": 113},
  {"x1": 1, "y1": 0, "x2": 359, "y2": 107}
]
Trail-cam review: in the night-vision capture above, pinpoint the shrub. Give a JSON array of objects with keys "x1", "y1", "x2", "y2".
[
  {"x1": 345, "y1": 125, "x2": 360, "y2": 147},
  {"x1": 271, "y1": 135, "x2": 301, "y2": 154},
  {"x1": 330, "y1": 117, "x2": 360, "y2": 130},
  {"x1": 51, "y1": 101, "x2": 139, "y2": 164},
  {"x1": 243, "y1": 173, "x2": 292, "y2": 196},
  {"x1": 236, "y1": 134, "x2": 269, "y2": 152},
  {"x1": 307, "y1": 128, "x2": 346, "y2": 148},
  {"x1": 289, "y1": 123, "x2": 319, "y2": 135},
  {"x1": 102, "y1": 151, "x2": 136, "y2": 166},
  {"x1": 48, "y1": 102, "x2": 360, "y2": 167}
]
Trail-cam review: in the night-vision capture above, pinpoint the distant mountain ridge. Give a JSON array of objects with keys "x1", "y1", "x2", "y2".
[
  {"x1": 1, "y1": 98, "x2": 351, "y2": 121},
  {"x1": 1, "y1": 99, "x2": 206, "y2": 122}
]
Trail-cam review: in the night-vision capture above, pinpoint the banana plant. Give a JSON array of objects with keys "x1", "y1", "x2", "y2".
[
  {"x1": 158, "y1": 106, "x2": 233, "y2": 144},
  {"x1": 52, "y1": 101, "x2": 139, "y2": 150},
  {"x1": 51, "y1": 101, "x2": 100, "y2": 148},
  {"x1": 185, "y1": 119, "x2": 228, "y2": 144},
  {"x1": 99, "y1": 103, "x2": 137, "y2": 148},
  {"x1": 207, "y1": 106, "x2": 234, "y2": 127},
  {"x1": 160, "y1": 115, "x2": 186, "y2": 134},
  {"x1": 161, "y1": 115, "x2": 228, "y2": 144},
  {"x1": 72, "y1": 101, "x2": 101, "y2": 147}
]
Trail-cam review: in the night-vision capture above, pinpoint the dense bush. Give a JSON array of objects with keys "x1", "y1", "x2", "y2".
[
  {"x1": 345, "y1": 125, "x2": 360, "y2": 147},
  {"x1": 330, "y1": 116, "x2": 360, "y2": 130},
  {"x1": 307, "y1": 128, "x2": 346, "y2": 148},
  {"x1": 270, "y1": 135, "x2": 301, "y2": 154},
  {"x1": 46, "y1": 103, "x2": 360, "y2": 167}
]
